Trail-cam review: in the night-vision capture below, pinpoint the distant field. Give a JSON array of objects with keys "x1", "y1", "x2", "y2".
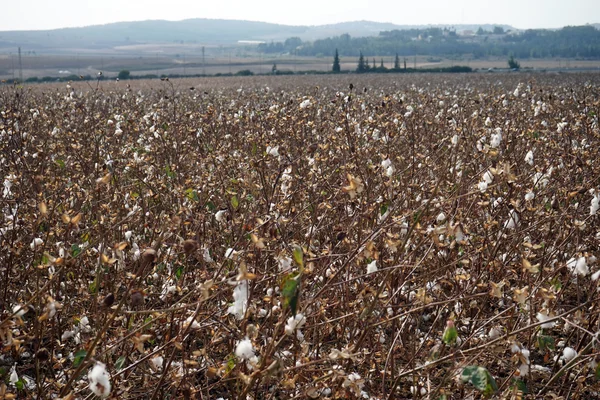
[{"x1": 2, "y1": 52, "x2": 599, "y2": 80}]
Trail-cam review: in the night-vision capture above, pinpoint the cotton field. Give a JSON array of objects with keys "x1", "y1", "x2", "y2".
[{"x1": 1, "y1": 72, "x2": 599, "y2": 399}]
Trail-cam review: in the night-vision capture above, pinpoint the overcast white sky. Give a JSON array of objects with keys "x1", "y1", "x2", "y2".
[{"x1": 1, "y1": 0, "x2": 598, "y2": 31}]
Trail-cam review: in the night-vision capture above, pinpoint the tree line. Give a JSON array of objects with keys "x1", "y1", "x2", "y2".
[{"x1": 258, "y1": 25, "x2": 600, "y2": 59}]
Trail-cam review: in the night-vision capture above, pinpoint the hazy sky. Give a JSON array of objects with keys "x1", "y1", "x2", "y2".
[{"x1": 2, "y1": 0, "x2": 598, "y2": 31}]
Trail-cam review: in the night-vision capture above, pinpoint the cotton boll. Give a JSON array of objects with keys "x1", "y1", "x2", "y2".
[
  {"x1": 482, "y1": 170, "x2": 494, "y2": 184},
  {"x1": 536, "y1": 311, "x2": 556, "y2": 329},
  {"x1": 88, "y1": 362, "x2": 111, "y2": 398},
  {"x1": 215, "y1": 210, "x2": 227, "y2": 223},
  {"x1": 567, "y1": 257, "x2": 588, "y2": 276},
  {"x1": 524, "y1": 150, "x2": 534, "y2": 166},
  {"x1": 591, "y1": 194, "x2": 599, "y2": 216},
  {"x1": 478, "y1": 181, "x2": 488, "y2": 193},
  {"x1": 451, "y1": 134, "x2": 459, "y2": 146},
  {"x1": 504, "y1": 209, "x2": 519, "y2": 230},
  {"x1": 436, "y1": 212, "x2": 446, "y2": 223},
  {"x1": 235, "y1": 338, "x2": 255, "y2": 360},
  {"x1": 9, "y1": 364, "x2": 18, "y2": 384},
  {"x1": 366, "y1": 260, "x2": 378, "y2": 275},
  {"x1": 151, "y1": 356, "x2": 164, "y2": 370},
  {"x1": 563, "y1": 347, "x2": 577, "y2": 361},
  {"x1": 227, "y1": 281, "x2": 248, "y2": 320},
  {"x1": 525, "y1": 191, "x2": 535, "y2": 201}
]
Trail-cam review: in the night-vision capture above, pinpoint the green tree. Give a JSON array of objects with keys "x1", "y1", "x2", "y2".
[
  {"x1": 493, "y1": 26, "x2": 505, "y2": 35},
  {"x1": 117, "y1": 70, "x2": 131, "y2": 80},
  {"x1": 380, "y1": 58, "x2": 385, "y2": 69},
  {"x1": 332, "y1": 49, "x2": 341, "y2": 73},
  {"x1": 272, "y1": 63, "x2": 277, "y2": 74},
  {"x1": 394, "y1": 53, "x2": 400, "y2": 70},
  {"x1": 508, "y1": 55, "x2": 520, "y2": 69},
  {"x1": 356, "y1": 52, "x2": 366, "y2": 73}
]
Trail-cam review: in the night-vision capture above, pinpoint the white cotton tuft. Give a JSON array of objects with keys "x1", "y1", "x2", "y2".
[
  {"x1": 567, "y1": 257, "x2": 588, "y2": 276},
  {"x1": 266, "y1": 146, "x2": 279, "y2": 157},
  {"x1": 477, "y1": 181, "x2": 488, "y2": 193},
  {"x1": 227, "y1": 281, "x2": 248, "y2": 320},
  {"x1": 285, "y1": 313, "x2": 306, "y2": 339},
  {"x1": 451, "y1": 134, "x2": 459, "y2": 146},
  {"x1": 88, "y1": 362, "x2": 111, "y2": 398},
  {"x1": 436, "y1": 212, "x2": 446, "y2": 223},
  {"x1": 215, "y1": 210, "x2": 227, "y2": 223},
  {"x1": 9, "y1": 364, "x2": 18, "y2": 384},
  {"x1": 504, "y1": 209, "x2": 519, "y2": 230},
  {"x1": 525, "y1": 191, "x2": 535, "y2": 201},
  {"x1": 151, "y1": 356, "x2": 163, "y2": 370},
  {"x1": 30, "y1": 237, "x2": 44, "y2": 250},
  {"x1": 366, "y1": 260, "x2": 378, "y2": 275},
  {"x1": 536, "y1": 311, "x2": 556, "y2": 329},
  {"x1": 524, "y1": 150, "x2": 534, "y2": 166},
  {"x1": 591, "y1": 194, "x2": 599, "y2": 216},
  {"x1": 235, "y1": 338, "x2": 255, "y2": 360},
  {"x1": 277, "y1": 257, "x2": 292, "y2": 273},
  {"x1": 563, "y1": 347, "x2": 577, "y2": 361},
  {"x1": 483, "y1": 170, "x2": 494, "y2": 184}
]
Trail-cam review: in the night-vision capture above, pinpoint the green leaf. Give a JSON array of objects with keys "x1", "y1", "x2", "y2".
[
  {"x1": 115, "y1": 356, "x2": 127, "y2": 371},
  {"x1": 281, "y1": 272, "x2": 301, "y2": 316},
  {"x1": 71, "y1": 244, "x2": 82, "y2": 257},
  {"x1": 206, "y1": 201, "x2": 216, "y2": 212},
  {"x1": 225, "y1": 354, "x2": 236, "y2": 375},
  {"x1": 185, "y1": 188, "x2": 199, "y2": 202},
  {"x1": 380, "y1": 204, "x2": 388, "y2": 216},
  {"x1": 15, "y1": 379, "x2": 24, "y2": 391},
  {"x1": 164, "y1": 165, "x2": 176, "y2": 179},
  {"x1": 55, "y1": 159, "x2": 66, "y2": 168},
  {"x1": 292, "y1": 246, "x2": 304, "y2": 269},
  {"x1": 89, "y1": 278, "x2": 98, "y2": 294},
  {"x1": 513, "y1": 379, "x2": 528, "y2": 394},
  {"x1": 442, "y1": 323, "x2": 458, "y2": 346},
  {"x1": 231, "y1": 195, "x2": 239, "y2": 209},
  {"x1": 460, "y1": 365, "x2": 498, "y2": 397},
  {"x1": 73, "y1": 349, "x2": 87, "y2": 368},
  {"x1": 537, "y1": 335, "x2": 555, "y2": 351},
  {"x1": 175, "y1": 265, "x2": 184, "y2": 280}
]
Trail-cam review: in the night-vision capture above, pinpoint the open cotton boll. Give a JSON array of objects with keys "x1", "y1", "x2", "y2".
[
  {"x1": 9, "y1": 364, "x2": 18, "y2": 385},
  {"x1": 524, "y1": 150, "x2": 534, "y2": 166},
  {"x1": 88, "y1": 362, "x2": 111, "y2": 398},
  {"x1": 591, "y1": 194, "x2": 599, "y2": 216},
  {"x1": 215, "y1": 210, "x2": 227, "y2": 223},
  {"x1": 566, "y1": 257, "x2": 588, "y2": 276},
  {"x1": 482, "y1": 170, "x2": 494, "y2": 184},
  {"x1": 235, "y1": 338, "x2": 255, "y2": 360},
  {"x1": 525, "y1": 191, "x2": 535, "y2": 201},
  {"x1": 504, "y1": 209, "x2": 519, "y2": 230},
  {"x1": 266, "y1": 145, "x2": 279, "y2": 157},
  {"x1": 536, "y1": 311, "x2": 556, "y2": 329},
  {"x1": 366, "y1": 260, "x2": 378, "y2": 275},
  {"x1": 563, "y1": 347, "x2": 577, "y2": 361},
  {"x1": 227, "y1": 281, "x2": 248, "y2": 320},
  {"x1": 285, "y1": 313, "x2": 306, "y2": 339},
  {"x1": 477, "y1": 181, "x2": 488, "y2": 193}
]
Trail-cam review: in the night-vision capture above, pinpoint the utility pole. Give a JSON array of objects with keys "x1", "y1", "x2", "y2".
[{"x1": 18, "y1": 47, "x2": 23, "y2": 82}]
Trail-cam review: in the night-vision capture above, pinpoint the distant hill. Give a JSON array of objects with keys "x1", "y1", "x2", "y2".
[{"x1": 0, "y1": 18, "x2": 516, "y2": 55}]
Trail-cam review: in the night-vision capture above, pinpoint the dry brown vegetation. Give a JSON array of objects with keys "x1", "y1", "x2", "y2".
[{"x1": 1, "y1": 73, "x2": 600, "y2": 399}]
